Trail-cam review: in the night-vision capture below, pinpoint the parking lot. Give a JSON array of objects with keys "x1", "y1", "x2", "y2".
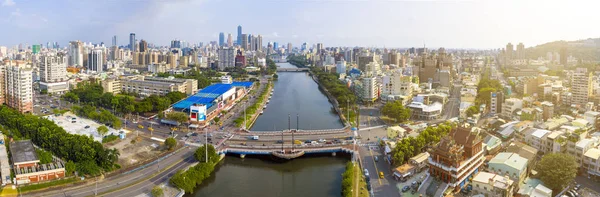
[{"x1": 44, "y1": 112, "x2": 125, "y2": 142}]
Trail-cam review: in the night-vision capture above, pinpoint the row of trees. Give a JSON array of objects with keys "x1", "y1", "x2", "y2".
[
  {"x1": 340, "y1": 162, "x2": 355, "y2": 197},
  {"x1": 234, "y1": 82, "x2": 271, "y2": 127},
  {"x1": 72, "y1": 105, "x2": 122, "y2": 128},
  {"x1": 311, "y1": 68, "x2": 358, "y2": 126},
  {"x1": 0, "y1": 106, "x2": 119, "y2": 176},
  {"x1": 62, "y1": 82, "x2": 187, "y2": 115},
  {"x1": 390, "y1": 124, "x2": 452, "y2": 167},
  {"x1": 287, "y1": 54, "x2": 309, "y2": 68},
  {"x1": 381, "y1": 101, "x2": 411, "y2": 123},
  {"x1": 266, "y1": 58, "x2": 278, "y2": 75},
  {"x1": 170, "y1": 145, "x2": 219, "y2": 193}
]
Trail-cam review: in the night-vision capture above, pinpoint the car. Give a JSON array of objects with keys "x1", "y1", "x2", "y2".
[
  {"x1": 310, "y1": 141, "x2": 318, "y2": 145},
  {"x1": 318, "y1": 139, "x2": 326, "y2": 143},
  {"x1": 84, "y1": 125, "x2": 90, "y2": 129},
  {"x1": 379, "y1": 171, "x2": 384, "y2": 178},
  {"x1": 192, "y1": 133, "x2": 198, "y2": 136},
  {"x1": 402, "y1": 186, "x2": 410, "y2": 192},
  {"x1": 411, "y1": 181, "x2": 418, "y2": 187},
  {"x1": 325, "y1": 141, "x2": 333, "y2": 144},
  {"x1": 276, "y1": 140, "x2": 284, "y2": 144},
  {"x1": 574, "y1": 184, "x2": 581, "y2": 190},
  {"x1": 305, "y1": 140, "x2": 312, "y2": 143},
  {"x1": 364, "y1": 169, "x2": 369, "y2": 177},
  {"x1": 374, "y1": 156, "x2": 379, "y2": 162}
]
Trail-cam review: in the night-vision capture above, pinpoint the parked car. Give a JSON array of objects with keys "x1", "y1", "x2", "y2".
[
  {"x1": 276, "y1": 140, "x2": 284, "y2": 144},
  {"x1": 374, "y1": 156, "x2": 379, "y2": 162},
  {"x1": 379, "y1": 171, "x2": 384, "y2": 178},
  {"x1": 318, "y1": 139, "x2": 326, "y2": 143},
  {"x1": 402, "y1": 186, "x2": 410, "y2": 192},
  {"x1": 84, "y1": 125, "x2": 90, "y2": 129}
]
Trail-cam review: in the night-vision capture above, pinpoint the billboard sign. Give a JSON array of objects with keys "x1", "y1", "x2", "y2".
[{"x1": 190, "y1": 105, "x2": 207, "y2": 121}]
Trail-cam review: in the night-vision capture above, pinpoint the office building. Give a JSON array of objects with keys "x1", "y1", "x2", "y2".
[
  {"x1": 273, "y1": 42, "x2": 278, "y2": 50},
  {"x1": 139, "y1": 39, "x2": 148, "y2": 52},
  {"x1": 3, "y1": 60, "x2": 33, "y2": 113},
  {"x1": 129, "y1": 33, "x2": 135, "y2": 51},
  {"x1": 219, "y1": 32, "x2": 225, "y2": 46},
  {"x1": 234, "y1": 50, "x2": 246, "y2": 67},
  {"x1": 120, "y1": 76, "x2": 198, "y2": 96},
  {"x1": 572, "y1": 68, "x2": 592, "y2": 107},
  {"x1": 218, "y1": 47, "x2": 235, "y2": 70},
  {"x1": 336, "y1": 61, "x2": 346, "y2": 74},
  {"x1": 171, "y1": 40, "x2": 181, "y2": 49},
  {"x1": 112, "y1": 35, "x2": 117, "y2": 46},
  {"x1": 287, "y1": 43, "x2": 292, "y2": 54},
  {"x1": 427, "y1": 126, "x2": 483, "y2": 191},
  {"x1": 358, "y1": 53, "x2": 379, "y2": 73},
  {"x1": 87, "y1": 48, "x2": 104, "y2": 72},
  {"x1": 382, "y1": 70, "x2": 413, "y2": 103},
  {"x1": 506, "y1": 43, "x2": 514, "y2": 59},
  {"x1": 68, "y1": 41, "x2": 84, "y2": 66},
  {"x1": 490, "y1": 92, "x2": 504, "y2": 114},
  {"x1": 227, "y1": 33, "x2": 233, "y2": 47},
  {"x1": 237, "y1": 25, "x2": 242, "y2": 45},
  {"x1": 39, "y1": 54, "x2": 69, "y2": 94},
  {"x1": 241, "y1": 34, "x2": 248, "y2": 50}
]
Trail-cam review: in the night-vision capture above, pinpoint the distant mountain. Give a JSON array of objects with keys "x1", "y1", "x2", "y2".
[{"x1": 525, "y1": 38, "x2": 600, "y2": 61}]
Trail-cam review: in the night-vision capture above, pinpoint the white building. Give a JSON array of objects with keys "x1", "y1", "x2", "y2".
[
  {"x1": 572, "y1": 68, "x2": 591, "y2": 107},
  {"x1": 68, "y1": 41, "x2": 84, "y2": 66},
  {"x1": 4, "y1": 61, "x2": 33, "y2": 113},
  {"x1": 220, "y1": 76, "x2": 232, "y2": 84},
  {"x1": 87, "y1": 48, "x2": 104, "y2": 73},
  {"x1": 381, "y1": 70, "x2": 413, "y2": 103},
  {"x1": 471, "y1": 172, "x2": 514, "y2": 197},
  {"x1": 406, "y1": 102, "x2": 442, "y2": 120},
  {"x1": 361, "y1": 77, "x2": 377, "y2": 102},
  {"x1": 502, "y1": 98, "x2": 523, "y2": 118},
  {"x1": 39, "y1": 53, "x2": 69, "y2": 94},
  {"x1": 218, "y1": 47, "x2": 235, "y2": 70},
  {"x1": 583, "y1": 148, "x2": 600, "y2": 178}
]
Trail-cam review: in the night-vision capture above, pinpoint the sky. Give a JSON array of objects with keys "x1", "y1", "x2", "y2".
[{"x1": 1, "y1": 0, "x2": 599, "y2": 49}]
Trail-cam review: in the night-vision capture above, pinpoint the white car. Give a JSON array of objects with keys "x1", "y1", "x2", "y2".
[{"x1": 318, "y1": 139, "x2": 326, "y2": 143}]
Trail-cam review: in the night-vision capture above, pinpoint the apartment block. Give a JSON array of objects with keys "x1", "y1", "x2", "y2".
[
  {"x1": 120, "y1": 76, "x2": 197, "y2": 96},
  {"x1": 3, "y1": 60, "x2": 33, "y2": 113}
]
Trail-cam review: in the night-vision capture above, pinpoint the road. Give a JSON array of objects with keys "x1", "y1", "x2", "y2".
[
  {"x1": 358, "y1": 104, "x2": 386, "y2": 129},
  {"x1": 31, "y1": 146, "x2": 196, "y2": 197},
  {"x1": 358, "y1": 143, "x2": 400, "y2": 197},
  {"x1": 442, "y1": 83, "x2": 462, "y2": 120}
]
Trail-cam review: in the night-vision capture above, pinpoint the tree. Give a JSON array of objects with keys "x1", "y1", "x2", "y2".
[
  {"x1": 381, "y1": 101, "x2": 411, "y2": 123},
  {"x1": 166, "y1": 112, "x2": 189, "y2": 125},
  {"x1": 213, "y1": 117, "x2": 220, "y2": 123},
  {"x1": 164, "y1": 137, "x2": 177, "y2": 151},
  {"x1": 151, "y1": 186, "x2": 164, "y2": 197},
  {"x1": 536, "y1": 153, "x2": 578, "y2": 191},
  {"x1": 65, "y1": 160, "x2": 76, "y2": 176},
  {"x1": 466, "y1": 106, "x2": 479, "y2": 117},
  {"x1": 194, "y1": 144, "x2": 219, "y2": 164},
  {"x1": 97, "y1": 126, "x2": 109, "y2": 138}
]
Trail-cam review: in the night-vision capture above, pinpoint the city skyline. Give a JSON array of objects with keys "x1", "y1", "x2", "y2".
[{"x1": 1, "y1": 0, "x2": 599, "y2": 48}]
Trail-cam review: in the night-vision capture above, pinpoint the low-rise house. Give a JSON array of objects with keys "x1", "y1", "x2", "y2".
[
  {"x1": 506, "y1": 142, "x2": 538, "y2": 172},
  {"x1": 393, "y1": 163, "x2": 415, "y2": 182},
  {"x1": 583, "y1": 148, "x2": 600, "y2": 179},
  {"x1": 472, "y1": 172, "x2": 514, "y2": 197},
  {"x1": 409, "y1": 152, "x2": 430, "y2": 172},
  {"x1": 517, "y1": 178, "x2": 552, "y2": 197},
  {"x1": 488, "y1": 152, "x2": 529, "y2": 188},
  {"x1": 483, "y1": 135, "x2": 502, "y2": 155},
  {"x1": 387, "y1": 126, "x2": 406, "y2": 139},
  {"x1": 10, "y1": 140, "x2": 65, "y2": 184}
]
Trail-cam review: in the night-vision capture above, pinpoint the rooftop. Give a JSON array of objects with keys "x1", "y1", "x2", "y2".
[
  {"x1": 584, "y1": 148, "x2": 600, "y2": 160},
  {"x1": 10, "y1": 140, "x2": 39, "y2": 164},
  {"x1": 531, "y1": 129, "x2": 550, "y2": 139},
  {"x1": 489, "y1": 152, "x2": 528, "y2": 172}
]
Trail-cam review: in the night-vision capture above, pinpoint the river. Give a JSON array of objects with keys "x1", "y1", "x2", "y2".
[
  {"x1": 250, "y1": 62, "x2": 344, "y2": 131},
  {"x1": 184, "y1": 62, "x2": 349, "y2": 197},
  {"x1": 184, "y1": 156, "x2": 348, "y2": 197}
]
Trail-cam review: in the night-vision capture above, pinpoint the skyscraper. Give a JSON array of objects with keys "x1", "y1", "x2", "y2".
[
  {"x1": 287, "y1": 43, "x2": 292, "y2": 54},
  {"x1": 68, "y1": 41, "x2": 84, "y2": 66},
  {"x1": 87, "y1": 48, "x2": 104, "y2": 72},
  {"x1": 241, "y1": 34, "x2": 248, "y2": 50},
  {"x1": 516, "y1": 43, "x2": 525, "y2": 59},
  {"x1": 227, "y1": 33, "x2": 233, "y2": 47},
  {"x1": 219, "y1": 32, "x2": 225, "y2": 46},
  {"x1": 257, "y1": 35, "x2": 263, "y2": 51},
  {"x1": 237, "y1": 25, "x2": 242, "y2": 45},
  {"x1": 218, "y1": 47, "x2": 235, "y2": 70},
  {"x1": 505, "y1": 43, "x2": 514, "y2": 59},
  {"x1": 4, "y1": 61, "x2": 33, "y2": 113},
  {"x1": 112, "y1": 35, "x2": 117, "y2": 47},
  {"x1": 273, "y1": 42, "x2": 279, "y2": 50},
  {"x1": 129, "y1": 33, "x2": 136, "y2": 51},
  {"x1": 572, "y1": 67, "x2": 591, "y2": 107},
  {"x1": 139, "y1": 39, "x2": 148, "y2": 52}
]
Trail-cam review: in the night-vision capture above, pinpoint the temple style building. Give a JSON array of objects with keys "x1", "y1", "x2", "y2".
[{"x1": 427, "y1": 126, "x2": 484, "y2": 191}]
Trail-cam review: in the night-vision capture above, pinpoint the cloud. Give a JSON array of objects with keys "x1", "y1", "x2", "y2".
[
  {"x1": 272, "y1": 32, "x2": 279, "y2": 37},
  {"x1": 2, "y1": 0, "x2": 15, "y2": 6}
]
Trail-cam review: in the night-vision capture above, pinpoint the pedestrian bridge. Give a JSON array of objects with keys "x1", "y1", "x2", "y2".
[{"x1": 276, "y1": 67, "x2": 309, "y2": 72}]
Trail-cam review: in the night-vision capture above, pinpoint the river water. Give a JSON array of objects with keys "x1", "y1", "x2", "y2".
[
  {"x1": 184, "y1": 156, "x2": 348, "y2": 197},
  {"x1": 250, "y1": 63, "x2": 344, "y2": 131},
  {"x1": 184, "y1": 62, "x2": 349, "y2": 197}
]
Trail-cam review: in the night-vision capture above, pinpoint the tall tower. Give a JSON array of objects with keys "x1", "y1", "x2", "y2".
[
  {"x1": 237, "y1": 25, "x2": 242, "y2": 45},
  {"x1": 219, "y1": 32, "x2": 225, "y2": 46},
  {"x1": 227, "y1": 33, "x2": 233, "y2": 47},
  {"x1": 129, "y1": 33, "x2": 136, "y2": 51},
  {"x1": 139, "y1": 39, "x2": 148, "y2": 52},
  {"x1": 112, "y1": 35, "x2": 117, "y2": 47},
  {"x1": 505, "y1": 43, "x2": 514, "y2": 59}
]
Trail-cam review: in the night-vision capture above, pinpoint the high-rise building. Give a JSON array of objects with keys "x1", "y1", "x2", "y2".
[
  {"x1": 490, "y1": 92, "x2": 504, "y2": 114},
  {"x1": 273, "y1": 42, "x2": 279, "y2": 50},
  {"x1": 227, "y1": 33, "x2": 233, "y2": 47},
  {"x1": 361, "y1": 77, "x2": 377, "y2": 102},
  {"x1": 39, "y1": 54, "x2": 67, "y2": 83},
  {"x1": 3, "y1": 61, "x2": 33, "y2": 113},
  {"x1": 129, "y1": 33, "x2": 136, "y2": 51},
  {"x1": 505, "y1": 43, "x2": 514, "y2": 59},
  {"x1": 219, "y1": 32, "x2": 225, "y2": 46},
  {"x1": 235, "y1": 49, "x2": 246, "y2": 67},
  {"x1": 139, "y1": 39, "x2": 148, "y2": 52},
  {"x1": 241, "y1": 34, "x2": 248, "y2": 50},
  {"x1": 112, "y1": 35, "x2": 117, "y2": 47},
  {"x1": 287, "y1": 43, "x2": 292, "y2": 54},
  {"x1": 301, "y1": 43, "x2": 308, "y2": 51},
  {"x1": 237, "y1": 25, "x2": 242, "y2": 46},
  {"x1": 218, "y1": 47, "x2": 235, "y2": 70},
  {"x1": 335, "y1": 61, "x2": 346, "y2": 74},
  {"x1": 572, "y1": 67, "x2": 592, "y2": 107},
  {"x1": 171, "y1": 40, "x2": 181, "y2": 49},
  {"x1": 358, "y1": 53, "x2": 379, "y2": 72},
  {"x1": 250, "y1": 35, "x2": 256, "y2": 51},
  {"x1": 257, "y1": 35, "x2": 263, "y2": 51},
  {"x1": 68, "y1": 41, "x2": 84, "y2": 66},
  {"x1": 87, "y1": 48, "x2": 104, "y2": 72},
  {"x1": 516, "y1": 43, "x2": 525, "y2": 59},
  {"x1": 560, "y1": 47, "x2": 567, "y2": 65},
  {"x1": 344, "y1": 50, "x2": 353, "y2": 63},
  {"x1": 316, "y1": 43, "x2": 323, "y2": 54}
]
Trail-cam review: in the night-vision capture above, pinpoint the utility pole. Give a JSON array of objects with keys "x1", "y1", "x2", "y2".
[
  {"x1": 94, "y1": 176, "x2": 98, "y2": 196},
  {"x1": 347, "y1": 99, "x2": 350, "y2": 127}
]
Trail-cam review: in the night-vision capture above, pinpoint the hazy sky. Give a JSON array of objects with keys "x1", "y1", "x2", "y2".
[{"x1": 1, "y1": 0, "x2": 599, "y2": 49}]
